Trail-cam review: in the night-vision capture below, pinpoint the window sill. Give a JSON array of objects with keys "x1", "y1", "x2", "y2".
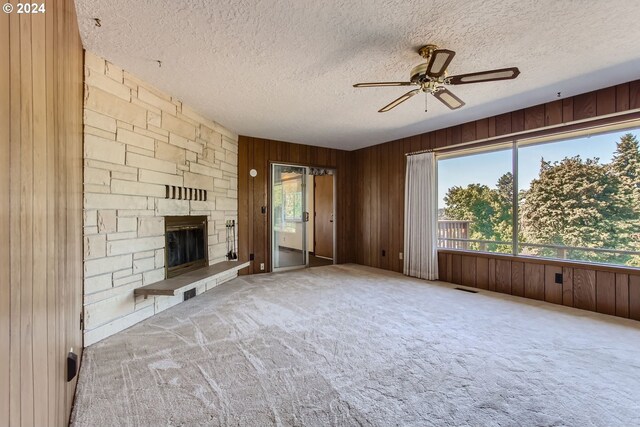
[{"x1": 437, "y1": 248, "x2": 640, "y2": 275}]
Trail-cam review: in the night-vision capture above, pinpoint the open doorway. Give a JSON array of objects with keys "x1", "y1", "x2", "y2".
[{"x1": 271, "y1": 164, "x2": 336, "y2": 272}]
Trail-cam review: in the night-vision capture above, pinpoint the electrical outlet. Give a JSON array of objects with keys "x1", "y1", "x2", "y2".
[
  {"x1": 555, "y1": 273, "x2": 563, "y2": 284},
  {"x1": 381, "y1": 250, "x2": 386, "y2": 256},
  {"x1": 260, "y1": 263, "x2": 265, "y2": 271},
  {"x1": 399, "y1": 252, "x2": 403, "y2": 260}
]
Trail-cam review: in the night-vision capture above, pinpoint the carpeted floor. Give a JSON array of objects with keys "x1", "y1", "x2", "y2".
[{"x1": 71, "y1": 264, "x2": 640, "y2": 427}]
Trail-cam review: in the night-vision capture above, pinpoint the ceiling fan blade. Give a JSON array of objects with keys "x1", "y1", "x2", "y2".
[
  {"x1": 426, "y1": 49, "x2": 456, "y2": 77},
  {"x1": 353, "y1": 81, "x2": 415, "y2": 88},
  {"x1": 432, "y1": 88, "x2": 465, "y2": 110},
  {"x1": 447, "y1": 67, "x2": 520, "y2": 85},
  {"x1": 378, "y1": 89, "x2": 420, "y2": 113}
]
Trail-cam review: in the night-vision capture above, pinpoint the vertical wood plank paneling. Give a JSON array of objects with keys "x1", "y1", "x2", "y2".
[
  {"x1": 45, "y1": 7, "x2": 58, "y2": 422},
  {"x1": 461, "y1": 255, "x2": 476, "y2": 287},
  {"x1": 66, "y1": 0, "x2": 84, "y2": 409},
  {"x1": 476, "y1": 257, "x2": 489, "y2": 290},
  {"x1": 362, "y1": 148, "x2": 372, "y2": 266},
  {"x1": 511, "y1": 261, "x2": 524, "y2": 296},
  {"x1": 451, "y1": 254, "x2": 462, "y2": 284},
  {"x1": 238, "y1": 135, "x2": 354, "y2": 273},
  {"x1": 511, "y1": 110, "x2": 525, "y2": 133},
  {"x1": 629, "y1": 275, "x2": 640, "y2": 321},
  {"x1": 434, "y1": 129, "x2": 447, "y2": 148},
  {"x1": 615, "y1": 83, "x2": 630, "y2": 112},
  {"x1": 371, "y1": 147, "x2": 380, "y2": 268},
  {"x1": 615, "y1": 274, "x2": 629, "y2": 318},
  {"x1": 438, "y1": 253, "x2": 447, "y2": 281},
  {"x1": 252, "y1": 140, "x2": 266, "y2": 274},
  {"x1": 573, "y1": 269, "x2": 597, "y2": 311},
  {"x1": 0, "y1": 7, "x2": 10, "y2": 425},
  {"x1": 495, "y1": 259, "x2": 511, "y2": 294},
  {"x1": 596, "y1": 271, "x2": 616, "y2": 315},
  {"x1": 488, "y1": 258, "x2": 496, "y2": 291},
  {"x1": 31, "y1": 10, "x2": 49, "y2": 426},
  {"x1": 544, "y1": 265, "x2": 563, "y2": 305},
  {"x1": 247, "y1": 139, "x2": 255, "y2": 271},
  {"x1": 392, "y1": 140, "x2": 404, "y2": 272},
  {"x1": 544, "y1": 100, "x2": 563, "y2": 126},
  {"x1": 524, "y1": 105, "x2": 545, "y2": 130},
  {"x1": 562, "y1": 98, "x2": 574, "y2": 122},
  {"x1": 487, "y1": 116, "x2": 496, "y2": 138},
  {"x1": 2, "y1": 1, "x2": 83, "y2": 425},
  {"x1": 436, "y1": 251, "x2": 637, "y2": 322},
  {"x1": 562, "y1": 267, "x2": 574, "y2": 307},
  {"x1": 476, "y1": 119, "x2": 489, "y2": 140},
  {"x1": 596, "y1": 87, "x2": 616, "y2": 116},
  {"x1": 461, "y1": 122, "x2": 476, "y2": 143},
  {"x1": 629, "y1": 81, "x2": 640, "y2": 109},
  {"x1": 237, "y1": 137, "x2": 249, "y2": 274},
  {"x1": 495, "y1": 113, "x2": 512, "y2": 136},
  {"x1": 9, "y1": 9, "x2": 22, "y2": 425},
  {"x1": 524, "y1": 263, "x2": 544, "y2": 300},
  {"x1": 19, "y1": 13, "x2": 35, "y2": 425},
  {"x1": 450, "y1": 126, "x2": 461, "y2": 146},
  {"x1": 573, "y1": 92, "x2": 597, "y2": 120}
]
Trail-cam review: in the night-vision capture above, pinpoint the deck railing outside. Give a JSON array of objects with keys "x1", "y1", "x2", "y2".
[{"x1": 437, "y1": 220, "x2": 640, "y2": 264}]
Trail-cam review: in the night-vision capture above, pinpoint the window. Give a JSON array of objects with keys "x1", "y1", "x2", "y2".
[
  {"x1": 438, "y1": 146, "x2": 513, "y2": 254},
  {"x1": 283, "y1": 178, "x2": 303, "y2": 221},
  {"x1": 437, "y1": 123, "x2": 640, "y2": 268}
]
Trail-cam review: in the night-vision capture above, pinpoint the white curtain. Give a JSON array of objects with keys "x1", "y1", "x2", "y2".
[{"x1": 404, "y1": 152, "x2": 439, "y2": 280}]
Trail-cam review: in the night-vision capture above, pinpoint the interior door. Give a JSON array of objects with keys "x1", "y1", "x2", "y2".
[
  {"x1": 314, "y1": 174, "x2": 334, "y2": 259},
  {"x1": 272, "y1": 164, "x2": 308, "y2": 271}
]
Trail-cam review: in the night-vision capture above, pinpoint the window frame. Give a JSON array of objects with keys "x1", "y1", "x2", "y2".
[{"x1": 436, "y1": 118, "x2": 640, "y2": 270}]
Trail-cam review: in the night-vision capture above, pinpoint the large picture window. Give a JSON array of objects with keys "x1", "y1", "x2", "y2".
[{"x1": 437, "y1": 124, "x2": 640, "y2": 268}]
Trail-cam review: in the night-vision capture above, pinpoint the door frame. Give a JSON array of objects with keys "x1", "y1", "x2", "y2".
[{"x1": 269, "y1": 162, "x2": 337, "y2": 272}]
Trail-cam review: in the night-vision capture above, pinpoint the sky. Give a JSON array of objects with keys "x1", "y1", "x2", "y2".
[{"x1": 437, "y1": 128, "x2": 638, "y2": 208}]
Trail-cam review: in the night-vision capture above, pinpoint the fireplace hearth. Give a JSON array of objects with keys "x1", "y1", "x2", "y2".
[{"x1": 165, "y1": 216, "x2": 208, "y2": 278}]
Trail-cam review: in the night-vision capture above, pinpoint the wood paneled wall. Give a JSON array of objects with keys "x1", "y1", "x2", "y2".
[
  {"x1": 238, "y1": 136, "x2": 355, "y2": 274},
  {"x1": 438, "y1": 251, "x2": 640, "y2": 321},
  {"x1": 352, "y1": 79, "x2": 640, "y2": 318},
  {"x1": 1, "y1": 1, "x2": 84, "y2": 425}
]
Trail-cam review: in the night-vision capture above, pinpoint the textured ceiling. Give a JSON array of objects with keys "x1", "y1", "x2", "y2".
[{"x1": 75, "y1": 0, "x2": 640, "y2": 150}]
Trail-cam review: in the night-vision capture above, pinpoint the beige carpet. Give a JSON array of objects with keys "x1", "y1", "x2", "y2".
[{"x1": 71, "y1": 264, "x2": 640, "y2": 426}]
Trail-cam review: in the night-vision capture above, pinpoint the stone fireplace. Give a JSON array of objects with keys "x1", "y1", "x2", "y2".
[{"x1": 82, "y1": 51, "x2": 238, "y2": 345}]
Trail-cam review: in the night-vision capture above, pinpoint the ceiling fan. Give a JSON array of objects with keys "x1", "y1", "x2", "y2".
[{"x1": 353, "y1": 44, "x2": 520, "y2": 113}]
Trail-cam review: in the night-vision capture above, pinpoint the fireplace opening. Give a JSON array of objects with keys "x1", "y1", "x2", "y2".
[{"x1": 165, "y1": 216, "x2": 208, "y2": 278}]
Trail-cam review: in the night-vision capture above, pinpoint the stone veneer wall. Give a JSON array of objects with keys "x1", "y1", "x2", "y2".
[{"x1": 83, "y1": 51, "x2": 238, "y2": 346}]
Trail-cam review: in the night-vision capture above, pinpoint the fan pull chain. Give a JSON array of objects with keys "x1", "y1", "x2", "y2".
[{"x1": 424, "y1": 91, "x2": 428, "y2": 112}]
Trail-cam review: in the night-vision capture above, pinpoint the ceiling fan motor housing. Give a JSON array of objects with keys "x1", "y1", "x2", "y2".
[{"x1": 410, "y1": 63, "x2": 429, "y2": 83}]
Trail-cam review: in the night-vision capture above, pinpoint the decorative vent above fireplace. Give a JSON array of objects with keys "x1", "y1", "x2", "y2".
[
  {"x1": 165, "y1": 185, "x2": 207, "y2": 201},
  {"x1": 165, "y1": 216, "x2": 208, "y2": 278}
]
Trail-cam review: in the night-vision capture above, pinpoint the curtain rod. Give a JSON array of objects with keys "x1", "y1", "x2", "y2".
[{"x1": 405, "y1": 148, "x2": 435, "y2": 156}]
